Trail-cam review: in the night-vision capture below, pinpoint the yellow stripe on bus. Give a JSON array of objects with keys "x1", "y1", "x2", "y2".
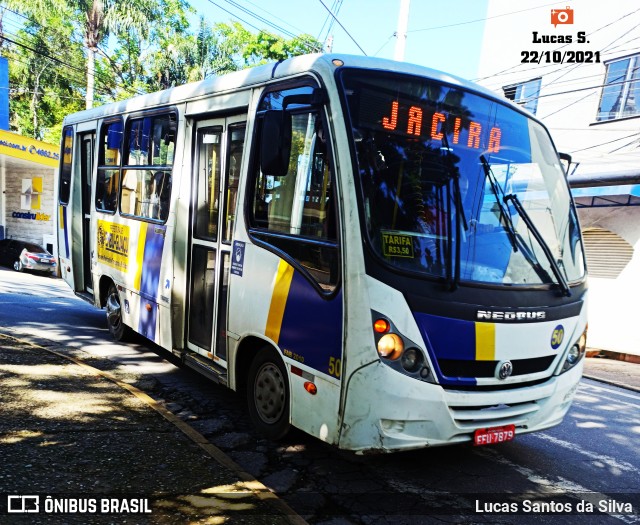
[
  {"x1": 134, "y1": 222, "x2": 148, "y2": 291},
  {"x1": 475, "y1": 322, "x2": 495, "y2": 361},
  {"x1": 265, "y1": 260, "x2": 294, "y2": 344}
]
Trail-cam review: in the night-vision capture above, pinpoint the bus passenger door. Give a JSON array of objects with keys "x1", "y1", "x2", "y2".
[
  {"x1": 187, "y1": 117, "x2": 246, "y2": 368},
  {"x1": 79, "y1": 132, "x2": 95, "y2": 294}
]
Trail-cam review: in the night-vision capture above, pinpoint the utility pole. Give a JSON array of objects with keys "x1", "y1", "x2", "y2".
[
  {"x1": 394, "y1": 0, "x2": 411, "y2": 61},
  {"x1": 325, "y1": 35, "x2": 334, "y2": 53}
]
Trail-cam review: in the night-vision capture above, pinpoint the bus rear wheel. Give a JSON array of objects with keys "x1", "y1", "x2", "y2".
[
  {"x1": 247, "y1": 349, "x2": 290, "y2": 440},
  {"x1": 105, "y1": 283, "x2": 131, "y2": 341}
]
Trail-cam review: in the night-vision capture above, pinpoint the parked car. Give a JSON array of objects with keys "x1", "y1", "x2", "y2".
[{"x1": 0, "y1": 239, "x2": 57, "y2": 275}]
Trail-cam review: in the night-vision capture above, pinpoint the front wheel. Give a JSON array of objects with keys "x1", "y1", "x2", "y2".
[
  {"x1": 13, "y1": 260, "x2": 23, "y2": 272},
  {"x1": 105, "y1": 283, "x2": 131, "y2": 341},
  {"x1": 247, "y1": 349, "x2": 291, "y2": 440}
]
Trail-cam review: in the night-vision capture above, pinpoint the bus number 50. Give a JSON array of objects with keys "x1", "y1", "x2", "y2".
[{"x1": 329, "y1": 357, "x2": 342, "y2": 379}]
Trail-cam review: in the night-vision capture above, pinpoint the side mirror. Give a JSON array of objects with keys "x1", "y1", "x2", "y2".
[
  {"x1": 558, "y1": 152, "x2": 572, "y2": 176},
  {"x1": 260, "y1": 110, "x2": 291, "y2": 176}
]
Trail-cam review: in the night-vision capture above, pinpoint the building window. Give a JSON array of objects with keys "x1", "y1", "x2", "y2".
[
  {"x1": 503, "y1": 78, "x2": 541, "y2": 114},
  {"x1": 596, "y1": 55, "x2": 640, "y2": 121}
]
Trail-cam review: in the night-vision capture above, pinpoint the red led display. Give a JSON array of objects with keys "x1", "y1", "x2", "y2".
[{"x1": 380, "y1": 101, "x2": 502, "y2": 153}]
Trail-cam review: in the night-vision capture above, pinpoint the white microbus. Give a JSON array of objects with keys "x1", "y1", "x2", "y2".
[{"x1": 57, "y1": 54, "x2": 588, "y2": 452}]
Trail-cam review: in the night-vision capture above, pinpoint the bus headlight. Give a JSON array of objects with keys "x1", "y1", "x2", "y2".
[
  {"x1": 401, "y1": 348, "x2": 423, "y2": 373},
  {"x1": 560, "y1": 329, "x2": 587, "y2": 374},
  {"x1": 372, "y1": 311, "x2": 435, "y2": 384},
  {"x1": 377, "y1": 333, "x2": 404, "y2": 360}
]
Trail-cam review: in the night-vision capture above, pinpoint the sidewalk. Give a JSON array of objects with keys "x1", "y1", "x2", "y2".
[
  {"x1": 0, "y1": 334, "x2": 299, "y2": 524},
  {"x1": 583, "y1": 348, "x2": 640, "y2": 392}
]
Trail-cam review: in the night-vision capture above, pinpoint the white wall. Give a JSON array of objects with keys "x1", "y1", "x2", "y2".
[
  {"x1": 476, "y1": 0, "x2": 640, "y2": 169},
  {"x1": 477, "y1": 1, "x2": 640, "y2": 354},
  {"x1": 578, "y1": 206, "x2": 640, "y2": 353}
]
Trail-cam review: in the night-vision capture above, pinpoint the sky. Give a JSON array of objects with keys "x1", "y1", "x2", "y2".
[{"x1": 191, "y1": 0, "x2": 489, "y2": 80}]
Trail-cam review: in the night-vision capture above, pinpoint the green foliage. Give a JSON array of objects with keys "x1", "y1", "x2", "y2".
[
  {"x1": 5, "y1": 18, "x2": 85, "y2": 142},
  {"x1": 1, "y1": 1, "x2": 323, "y2": 144}
]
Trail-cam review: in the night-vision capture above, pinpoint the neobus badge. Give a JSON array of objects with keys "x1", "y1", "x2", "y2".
[{"x1": 477, "y1": 310, "x2": 546, "y2": 321}]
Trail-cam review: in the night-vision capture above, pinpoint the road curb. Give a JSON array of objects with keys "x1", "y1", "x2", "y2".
[
  {"x1": 587, "y1": 349, "x2": 640, "y2": 364},
  {"x1": 582, "y1": 373, "x2": 640, "y2": 394}
]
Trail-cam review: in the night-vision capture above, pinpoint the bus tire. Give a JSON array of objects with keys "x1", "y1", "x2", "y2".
[
  {"x1": 105, "y1": 283, "x2": 131, "y2": 341},
  {"x1": 247, "y1": 348, "x2": 291, "y2": 440}
]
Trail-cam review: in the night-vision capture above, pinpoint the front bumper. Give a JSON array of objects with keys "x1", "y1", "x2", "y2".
[
  {"x1": 23, "y1": 260, "x2": 57, "y2": 274},
  {"x1": 339, "y1": 359, "x2": 584, "y2": 453}
]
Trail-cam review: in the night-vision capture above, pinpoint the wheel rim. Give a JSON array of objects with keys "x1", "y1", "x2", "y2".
[
  {"x1": 13, "y1": 261, "x2": 21, "y2": 271},
  {"x1": 253, "y1": 362, "x2": 286, "y2": 425},
  {"x1": 106, "y1": 290, "x2": 122, "y2": 331}
]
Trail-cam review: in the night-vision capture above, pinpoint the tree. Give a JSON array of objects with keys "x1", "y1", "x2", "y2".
[
  {"x1": 4, "y1": 0, "x2": 159, "y2": 108},
  {"x1": 5, "y1": 17, "x2": 84, "y2": 141}
]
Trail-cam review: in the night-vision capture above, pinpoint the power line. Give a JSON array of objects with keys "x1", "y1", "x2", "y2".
[
  {"x1": 0, "y1": 8, "x2": 146, "y2": 98},
  {"x1": 317, "y1": 0, "x2": 367, "y2": 55},
  {"x1": 218, "y1": 0, "x2": 298, "y2": 39},
  {"x1": 474, "y1": 6, "x2": 640, "y2": 83},
  {"x1": 569, "y1": 132, "x2": 640, "y2": 154},
  {"x1": 409, "y1": 1, "x2": 559, "y2": 33}
]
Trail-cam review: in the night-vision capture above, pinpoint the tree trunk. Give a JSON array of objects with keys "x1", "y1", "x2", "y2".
[{"x1": 86, "y1": 48, "x2": 95, "y2": 109}]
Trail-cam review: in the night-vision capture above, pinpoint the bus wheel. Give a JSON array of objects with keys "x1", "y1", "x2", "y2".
[
  {"x1": 13, "y1": 260, "x2": 23, "y2": 272},
  {"x1": 247, "y1": 349, "x2": 290, "y2": 440},
  {"x1": 105, "y1": 283, "x2": 130, "y2": 341}
]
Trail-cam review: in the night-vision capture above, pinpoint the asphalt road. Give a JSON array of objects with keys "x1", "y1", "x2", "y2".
[{"x1": 1, "y1": 267, "x2": 638, "y2": 524}]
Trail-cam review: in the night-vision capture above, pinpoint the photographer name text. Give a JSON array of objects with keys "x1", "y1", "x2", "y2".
[
  {"x1": 522, "y1": 31, "x2": 600, "y2": 64},
  {"x1": 476, "y1": 498, "x2": 634, "y2": 514}
]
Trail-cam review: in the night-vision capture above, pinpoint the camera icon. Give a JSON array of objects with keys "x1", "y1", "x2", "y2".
[{"x1": 551, "y1": 7, "x2": 574, "y2": 27}]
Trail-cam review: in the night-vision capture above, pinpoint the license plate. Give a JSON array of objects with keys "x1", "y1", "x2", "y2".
[{"x1": 473, "y1": 424, "x2": 515, "y2": 446}]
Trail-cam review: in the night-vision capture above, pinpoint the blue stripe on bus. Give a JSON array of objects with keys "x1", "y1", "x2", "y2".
[
  {"x1": 414, "y1": 312, "x2": 477, "y2": 386},
  {"x1": 137, "y1": 225, "x2": 166, "y2": 340},
  {"x1": 277, "y1": 270, "x2": 343, "y2": 379}
]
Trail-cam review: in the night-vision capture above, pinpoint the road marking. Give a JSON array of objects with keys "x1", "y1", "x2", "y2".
[
  {"x1": 477, "y1": 447, "x2": 639, "y2": 524},
  {"x1": 531, "y1": 433, "x2": 640, "y2": 476},
  {"x1": 580, "y1": 381, "x2": 640, "y2": 404},
  {"x1": 0, "y1": 332, "x2": 308, "y2": 525}
]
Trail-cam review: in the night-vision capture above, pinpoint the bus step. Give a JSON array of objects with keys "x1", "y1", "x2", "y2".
[
  {"x1": 74, "y1": 290, "x2": 95, "y2": 305},
  {"x1": 184, "y1": 352, "x2": 228, "y2": 386}
]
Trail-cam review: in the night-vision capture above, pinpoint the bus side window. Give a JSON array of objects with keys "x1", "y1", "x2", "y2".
[
  {"x1": 249, "y1": 85, "x2": 339, "y2": 292},
  {"x1": 120, "y1": 112, "x2": 176, "y2": 222},
  {"x1": 96, "y1": 119, "x2": 123, "y2": 213},
  {"x1": 59, "y1": 126, "x2": 74, "y2": 205}
]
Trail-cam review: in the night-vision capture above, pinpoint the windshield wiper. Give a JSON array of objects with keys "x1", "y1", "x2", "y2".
[
  {"x1": 503, "y1": 193, "x2": 571, "y2": 297},
  {"x1": 479, "y1": 155, "x2": 518, "y2": 253},
  {"x1": 480, "y1": 155, "x2": 570, "y2": 296}
]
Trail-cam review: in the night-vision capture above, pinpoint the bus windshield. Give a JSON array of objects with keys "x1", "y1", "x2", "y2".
[{"x1": 339, "y1": 69, "x2": 585, "y2": 287}]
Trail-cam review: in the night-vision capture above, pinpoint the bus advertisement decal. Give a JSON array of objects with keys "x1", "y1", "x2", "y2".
[
  {"x1": 97, "y1": 220, "x2": 130, "y2": 272},
  {"x1": 138, "y1": 224, "x2": 166, "y2": 299}
]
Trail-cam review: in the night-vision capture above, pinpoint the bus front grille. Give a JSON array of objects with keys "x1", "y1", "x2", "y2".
[
  {"x1": 448, "y1": 400, "x2": 541, "y2": 430},
  {"x1": 437, "y1": 355, "x2": 556, "y2": 379}
]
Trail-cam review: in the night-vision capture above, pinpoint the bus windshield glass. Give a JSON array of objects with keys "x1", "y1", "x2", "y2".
[{"x1": 339, "y1": 69, "x2": 585, "y2": 286}]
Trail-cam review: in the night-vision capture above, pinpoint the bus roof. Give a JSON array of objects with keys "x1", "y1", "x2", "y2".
[{"x1": 62, "y1": 53, "x2": 509, "y2": 125}]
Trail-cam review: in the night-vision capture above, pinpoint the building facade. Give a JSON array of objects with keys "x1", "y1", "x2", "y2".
[
  {"x1": 0, "y1": 130, "x2": 59, "y2": 255},
  {"x1": 476, "y1": 0, "x2": 640, "y2": 353}
]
